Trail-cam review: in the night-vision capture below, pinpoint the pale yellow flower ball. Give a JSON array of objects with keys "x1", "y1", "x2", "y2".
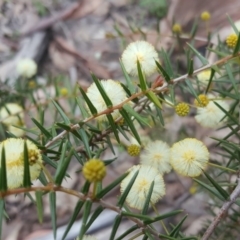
[
  {"x1": 120, "y1": 165, "x2": 165, "y2": 210},
  {"x1": 140, "y1": 140, "x2": 171, "y2": 174},
  {"x1": 86, "y1": 79, "x2": 128, "y2": 121},
  {"x1": 195, "y1": 95, "x2": 229, "y2": 128},
  {"x1": 0, "y1": 138, "x2": 42, "y2": 189},
  {"x1": 122, "y1": 41, "x2": 159, "y2": 77},
  {"x1": 197, "y1": 70, "x2": 211, "y2": 85},
  {"x1": 0, "y1": 103, "x2": 24, "y2": 126},
  {"x1": 171, "y1": 138, "x2": 209, "y2": 177},
  {"x1": 17, "y1": 58, "x2": 37, "y2": 78},
  {"x1": 8, "y1": 125, "x2": 25, "y2": 137}
]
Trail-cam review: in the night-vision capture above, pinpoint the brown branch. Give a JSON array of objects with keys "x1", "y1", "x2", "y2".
[
  {"x1": 44, "y1": 52, "x2": 240, "y2": 149},
  {"x1": 1, "y1": 185, "x2": 161, "y2": 240},
  {"x1": 201, "y1": 178, "x2": 240, "y2": 240}
]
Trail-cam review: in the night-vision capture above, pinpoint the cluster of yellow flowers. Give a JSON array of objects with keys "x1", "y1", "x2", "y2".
[
  {"x1": 81, "y1": 39, "x2": 229, "y2": 210},
  {"x1": 120, "y1": 138, "x2": 209, "y2": 210}
]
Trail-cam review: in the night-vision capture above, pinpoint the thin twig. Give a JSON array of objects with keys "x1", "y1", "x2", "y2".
[
  {"x1": 1, "y1": 185, "x2": 161, "y2": 240},
  {"x1": 201, "y1": 178, "x2": 240, "y2": 240},
  {"x1": 44, "y1": 52, "x2": 240, "y2": 149}
]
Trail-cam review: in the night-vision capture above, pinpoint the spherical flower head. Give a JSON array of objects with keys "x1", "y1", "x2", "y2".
[
  {"x1": 60, "y1": 88, "x2": 68, "y2": 96},
  {"x1": 28, "y1": 80, "x2": 36, "y2": 89},
  {"x1": 0, "y1": 103, "x2": 24, "y2": 126},
  {"x1": 86, "y1": 79, "x2": 128, "y2": 122},
  {"x1": 201, "y1": 11, "x2": 211, "y2": 21},
  {"x1": 117, "y1": 118, "x2": 125, "y2": 126},
  {"x1": 0, "y1": 138, "x2": 42, "y2": 189},
  {"x1": 83, "y1": 159, "x2": 106, "y2": 182},
  {"x1": 170, "y1": 138, "x2": 209, "y2": 177},
  {"x1": 140, "y1": 140, "x2": 171, "y2": 174},
  {"x1": 8, "y1": 125, "x2": 25, "y2": 137},
  {"x1": 226, "y1": 34, "x2": 238, "y2": 48},
  {"x1": 172, "y1": 23, "x2": 182, "y2": 33},
  {"x1": 175, "y1": 102, "x2": 190, "y2": 117},
  {"x1": 127, "y1": 144, "x2": 141, "y2": 156},
  {"x1": 195, "y1": 95, "x2": 229, "y2": 128},
  {"x1": 17, "y1": 58, "x2": 37, "y2": 78},
  {"x1": 120, "y1": 165, "x2": 165, "y2": 210},
  {"x1": 194, "y1": 94, "x2": 209, "y2": 107},
  {"x1": 121, "y1": 41, "x2": 158, "y2": 77},
  {"x1": 197, "y1": 70, "x2": 211, "y2": 86}
]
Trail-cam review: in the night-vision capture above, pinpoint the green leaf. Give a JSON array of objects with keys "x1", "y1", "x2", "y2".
[
  {"x1": 203, "y1": 171, "x2": 229, "y2": 200},
  {"x1": 185, "y1": 79, "x2": 198, "y2": 99},
  {"x1": 62, "y1": 200, "x2": 84, "y2": 240},
  {"x1": 35, "y1": 191, "x2": 43, "y2": 224},
  {"x1": 54, "y1": 148, "x2": 73, "y2": 185},
  {"x1": 91, "y1": 74, "x2": 113, "y2": 107},
  {"x1": 105, "y1": 135, "x2": 115, "y2": 155},
  {"x1": 119, "y1": 108, "x2": 141, "y2": 145},
  {"x1": 160, "y1": 49, "x2": 174, "y2": 78},
  {"x1": 158, "y1": 234, "x2": 178, "y2": 240},
  {"x1": 106, "y1": 114, "x2": 120, "y2": 143},
  {"x1": 79, "y1": 87, "x2": 97, "y2": 115},
  {"x1": 0, "y1": 199, "x2": 4, "y2": 239},
  {"x1": 123, "y1": 104, "x2": 150, "y2": 126},
  {"x1": 85, "y1": 206, "x2": 104, "y2": 231},
  {"x1": 190, "y1": 18, "x2": 198, "y2": 38},
  {"x1": 169, "y1": 215, "x2": 188, "y2": 237},
  {"x1": 119, "y1": 59, "x2": 135, "y2": 94},
  {"x1": 155, "y1": 60, "x2": 171, "y2": 82},
  {"x1": 144, "y1": 230, "x2": 155, "y2": 240},
  {"x1": 49, "y1": 191, "x2": 57, "y2": 239},
  {"x1": 23, "y1": 140, "x2": 31, "y2": 188},
  {"x1": 227, "y1": 14, "x2": 239, "y2": 35},
  {"x1": 76, "y1": 97, "x2": 89, "y2": 119},
  {"x1": 56, "y1": 123, "x2": 71, "y2": 131},
  {"x1": 187, "y1": 43, "x2": 208, "y2": 65},
  {"x1": 187, "y1": 58, "x2": 194, "y2": 76},
  {"x1": 213, "y1": 89, "x2": 240, "y2": 100},
  {"x1": 52, "y1": 101, "x2": 71, "y2": 125},
  {"x1": 137, "y1": 60, "x2": 148, "y2": 91},
  {"x1": 54, "y1": 142, "x2": 67, "y2": 184},
  {"x1": 78, "y1": 128, "x2": 92, "y2": 158},
  {"x1": 0, "y1": 146, "x2": 7, "y2": 191},
  {"x1": 31, "y1": 118, "x2": 52, "y2": 138},
  {"x1": 96, "y1": 172, "x2": 128, "y2": 199},
  {"x1": 117, "y1": 170, "x2": 139, "y2": 208},
  {"x1": 214, "y1": 101, "x2": 236, "y2": 125},
  {"x1": 122, "y1": 211, "x2": 152, "y2": 221},
  {"x1": 109, "y1": 215, "x2": 122, "y2": 240},
  {"x1": 205, "y1": 68, "x2": 215, "y2": 94},
  {"x1": 225, "y1": 63, "x2": 238, "y2": 94},
  {"x1": 141, "y1": 181, "x2": 154, "y2": 215},
  {"x1": 146, "y1": 91, "x2": 162, "y2": 109},
  {"x1": 42, "y1": 155, "x2": 58, "y2": 169},
  {"x1": 233, "y1": 32, "x2": 240, "y2": 55},
  {"x1": 81, "y1": 181, "x2": 91, "y2": 194},
  {"x1": 115, "y1": 225, "x2": 138, "y2": 240},
  {"x1": 144, "y1": 210, "x2": 183, "y2": 224},
  {"x1": 193, "y1": 178, "x2": 225, "y2": 201},
  {"x1": 78, "y1": 200, "x2": 92, "y2": 239},
  {"x1": 156, "y1": 106, "x2": 165, "y2": 126}
]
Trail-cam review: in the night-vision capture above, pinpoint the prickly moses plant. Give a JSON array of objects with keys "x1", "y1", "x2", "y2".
[{"x1": 1, "y1": 11, "x2": 240, "y2": 240}]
